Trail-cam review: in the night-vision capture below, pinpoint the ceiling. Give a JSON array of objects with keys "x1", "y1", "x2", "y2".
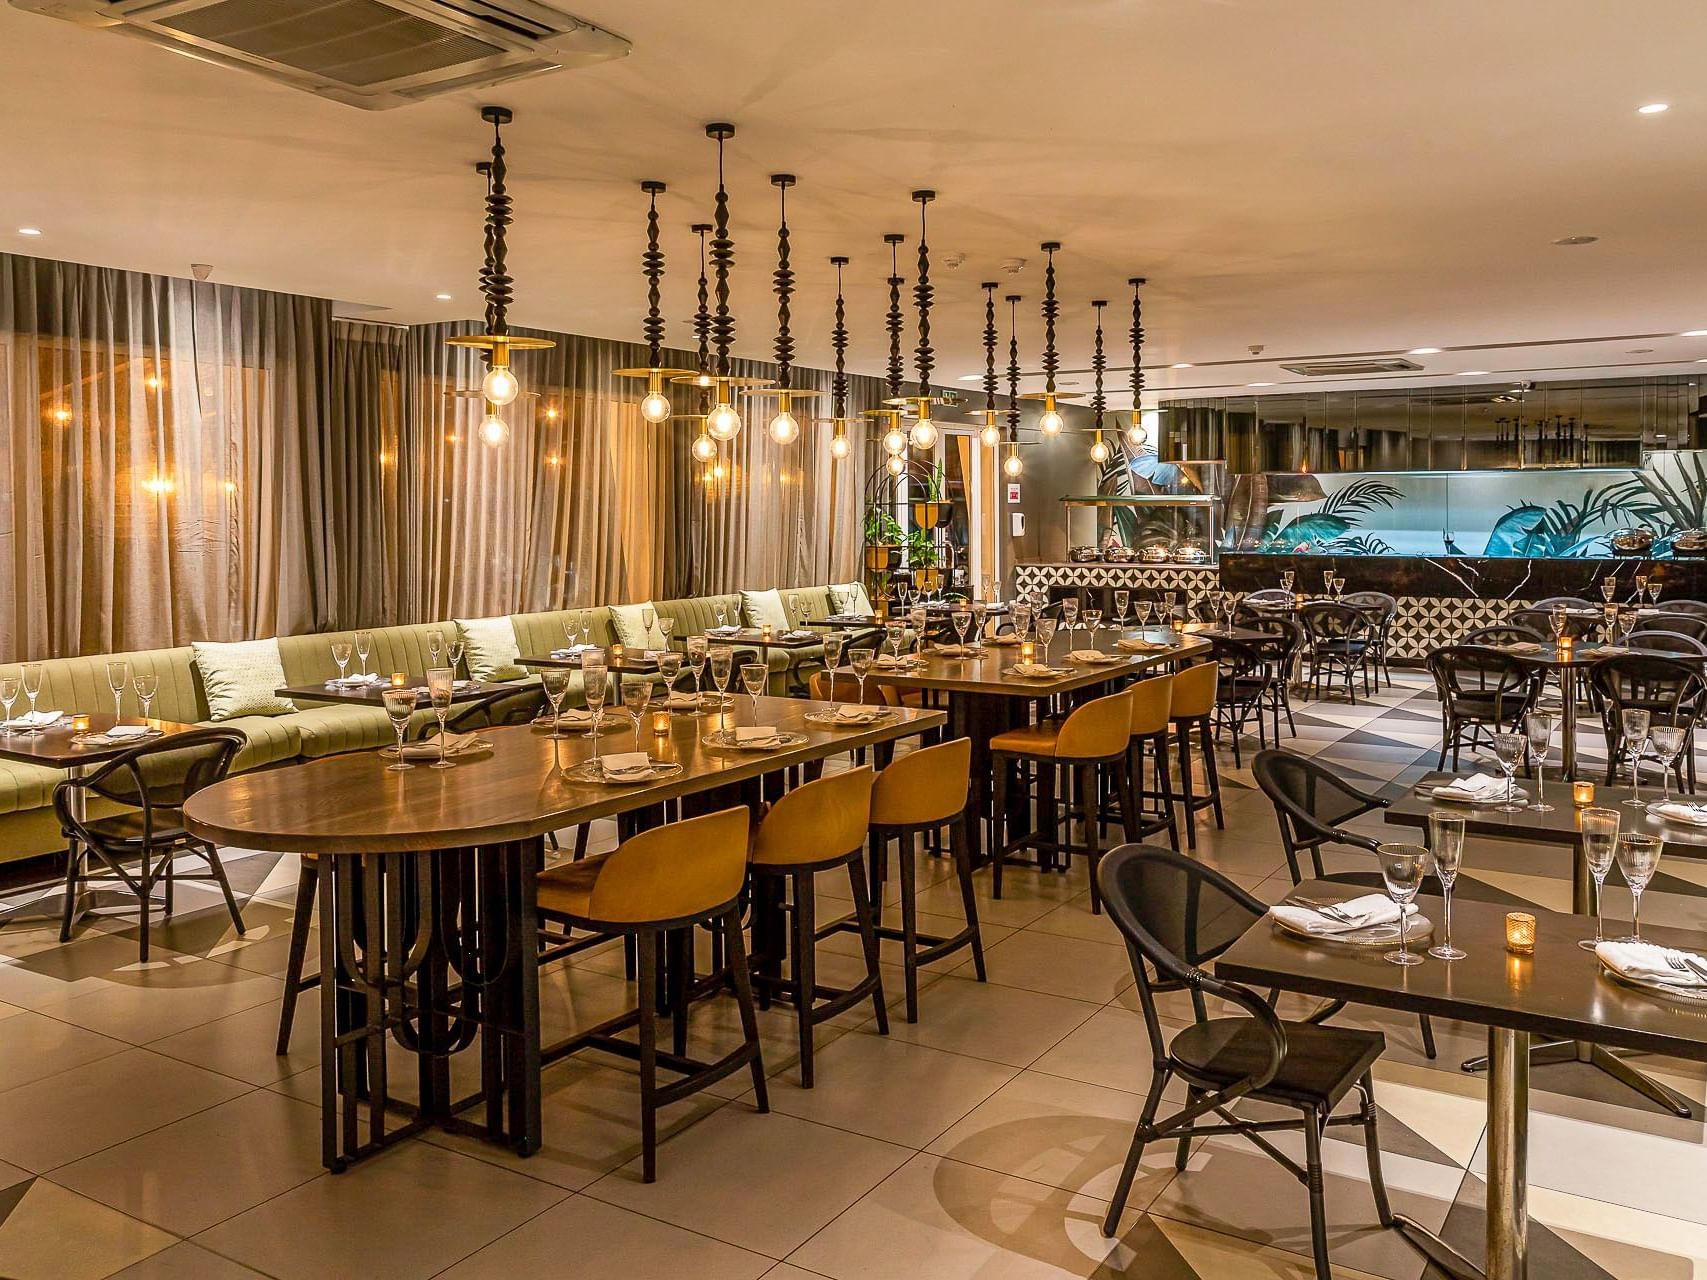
[{"x1": 5, "y1": 0, "x2": 1707, "y2": 409}]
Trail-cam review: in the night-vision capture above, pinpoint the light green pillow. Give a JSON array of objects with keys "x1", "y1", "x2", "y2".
[
  {"x1": 741, "y1": 588, "x2": 791, "y2": 631},
  {"x1": 608, "y1": 603, "x2": 668, "y2": 650},
  {"x1": 455, "y1": 616, "x2": 526, "y2": 681},
  {"x1": 833, "y1": 581, "x2": 875, "y2": 615},
  {"x1": 192, "y1": 639, "x2": 297, "y2": 722}
]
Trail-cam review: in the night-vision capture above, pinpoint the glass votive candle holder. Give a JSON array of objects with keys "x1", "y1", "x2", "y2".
[
  {"x1": 1021, "y1": 641, "x2": 1036, "y2": 663},
  {"x1": 1573, "y1": 781, "x2": 1595, "y2": 807},
  {"x1": 651, "y1": 710, "x2": 672, "y2": 736},
  {"x1": 71, "y1": 714, "x2": 91, "y2": 732},
  {"x1": 1505, "y1": 911, "x2": 1537, "y2": 956},
  {"x1": 389, "y1": 672, "x2": 407, "y2": 689},
  {"x1": 761, "y1": 624, "x2": 773, "y2": 641},
  {"x1": 611, "y1": 644, "x2": 624, "y2": 660}
]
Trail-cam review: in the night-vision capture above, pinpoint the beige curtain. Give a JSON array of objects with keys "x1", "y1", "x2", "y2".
[
  {"x1": 325, "y1": 320, "x2": 407, "y2": 627},
  {"x1": 0, "y1": 253, "x2": 332, "y2": 660}
]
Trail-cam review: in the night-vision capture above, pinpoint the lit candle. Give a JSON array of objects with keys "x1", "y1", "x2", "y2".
[
  {"x1": 652, "y1": 710, "x2": 672, "y2": 736},
  {"x1": 1505, "y1": 911, "x2": 1536, "y2": 956},
  {"x1": 389, "y1": 672, "x2": 407, "y2": 689},
  {"x1": 1021, "y1": 640, "x2": 1035, "y2": 663},
  {"x1": 71, "y1": 714, "x2": 91, "y2": 732},
  {"x1": 612, "y1": 643, "x2": 625, "y2": 660},
  {"x1": 761, "y1": 623, "x2": 773, "y2": 642},
  {"x1": 1572, "y1": 781, "x2": 1595, "y2": 807}
]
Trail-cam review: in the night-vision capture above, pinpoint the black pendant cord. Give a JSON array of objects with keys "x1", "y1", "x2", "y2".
[
  {"x1": 981, "y1": 283, "x2": 999, "y2": 412},
  {"x1": 1039, "y1": 241, "x2": 1060, "y2": 395},
  {"x1": 640, "y1": 180, "x2": 666, "y2": 368},
  {"x1": 771, "y1": 174, "x2": 796, "y2": 391},
  {"x1": 476, "y1": 160, "x2": 498, "y2": 344},
  {"x1": 912, "y1": 190, "x2": 936, "y2": 398},
  {"x1": 884, "y1": 233, "x2": 906, "y2": 402},
  {"x1": 706, "y1": 123, "x2": 736, "y2": 378},
  {"x1": 692, "y1": 223, "x2": 713, "y2": 408},
  {"x1": 1129, "y1": 276, "x2": 1147, "y2": 426},
  {"x1": 483, "y1": 107, "x2": 514, "y2": 337},
  {"x1": 1091, "y1": 300, "x2": 1107, "y2": 431},
  {"x1": 1006, "y1": 294, "x2": 1022, "y2": 438},
  {"x1": 830, "y1": 256, "x2": 850, "y2": 420}
]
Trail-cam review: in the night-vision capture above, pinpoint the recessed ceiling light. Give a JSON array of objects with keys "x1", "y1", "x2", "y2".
[
  {"x1": 957, "y1": 374, "x2": 980, "y2": 381},
  {"x1": 1247, "y1": 381, "x2": 1274, "y2": 387},
  {"x1": 1682, "y1": 330, "x2": 1707, "y2": 337},
  {"x1": 1170, "y1": 362, "x2": 1193, "y2": 369},
  {"x1": 16, "y1": 227, "x2": 41, "y2": 236},
  {"x1": 1552, "y1": 235, "x2": 1599, "y2": 246},
  {"x1": 1408, "y1": 347, "x2": 1442, "y2": 355},
  {"x1": 1458, "y1": 370, "x2": 1490, "y2": 376},
  {"x1": 1638, "y1": 103, "x2": 1670, "y2": 114},
  {"x1": 434, "y1": 292, "x2": 452, "y2": 301}
]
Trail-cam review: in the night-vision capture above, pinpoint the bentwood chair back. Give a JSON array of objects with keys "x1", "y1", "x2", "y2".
[
  {"x1": 1590, "y1": 653, "x2": 1707, "y2": 790},
  {"x1": 1642, "y1": 613, "x2": 1707, "y2": 644},
  {"x1": 1299, "y1": 602, "x2": 1374, "y2": 703},
  {"x1": 1426, "y1": 644, "x2": 1536, "y2": 769},
  {"x1": 808, "y1": 670, "x2": 897, "y2": 706},
  {"x1": 1095, "y1": 844, "x2": 1392, "y2": 1277},
  {"x1": 1630, "y1": 628, "x2": 1707, "y2": 656}
]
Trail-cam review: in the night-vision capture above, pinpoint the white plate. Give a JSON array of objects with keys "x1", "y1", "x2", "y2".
[
  {"x1": 1272, "y1": 910, "x2": 1434, "y2": 948},
  {"x1": 701, "y1": 729, "x2": 809, "y2": 752},
  {"x1": 802, "y1": 708, "x2": 899, "y2": 729},
  {"x1": 562, "y1": 759, "x2": 683, "y2": 785}
]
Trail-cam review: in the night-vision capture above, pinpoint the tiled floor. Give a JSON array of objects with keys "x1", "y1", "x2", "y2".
[{"x1": 1, "y1": 671, "x2": 1704, "y2": 1277}]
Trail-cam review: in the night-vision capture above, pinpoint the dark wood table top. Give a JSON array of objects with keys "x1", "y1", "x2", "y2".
[
  {"x1": 278, "y1": 679, "x2": 504, "y2": 707},
  {"x1": 1216, "y1": 880, "x2": 1707, "y2": 1062},
  {"x1": 862, "y1": 633, "x2": 1209, "y2": 697},
  {"x1": 183, "y1": 695, "x2": 945, "y2": 856},
  {"x1": 806, "y1": 614, "x2": 881, "y2": 628},
  {"x1": 0, "y1": 715, "x2": 203, "y2": 769},
  {"x1": 696, "y1": 629, "x2": 821, "y2": 650},
  {"x1": 517, "y1": 651, "x2": 660, "y2": 673},
  {"x1": 1480, "y1": 639, "x2": 1703, "y2": 668},
  {"x1": 1184, "y1": 623, "x2": 1271, "y2": 644},
  {"x1": 1388, "y1": 771, "x2": 1707, "y2": 852}
]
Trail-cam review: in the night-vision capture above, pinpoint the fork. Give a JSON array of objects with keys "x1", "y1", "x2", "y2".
[{"x1": 1668, "y1": 954, "x2": 1707, "y2": 983}]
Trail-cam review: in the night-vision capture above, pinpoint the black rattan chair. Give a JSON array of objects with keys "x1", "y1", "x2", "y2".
[
  {"x1": 1590, "y1": 654, "x2": 1706, "y2": 791},
  {"x1": 1095, "y1": 844, "x2": 1394, "y2": 1278},
  {"x1": 1211, "y1": 637, "x2": 1276, "y2": 765},
  {"x1": 1460, "y1": 623, "x2": 1544, "y2": 647},
  {"x1": 1427, "y1": 645, "x2": 1537, "y2": 770},
  {"x1": 1300, "y1": 602, "x2": 1373, "y2": 704},
  {"x1": 1629, "y1": 629, "x2": 1707, "y2": 657},
  {"x1": 1341, "y1": 590, "x2": 1398, "y2": 690}
]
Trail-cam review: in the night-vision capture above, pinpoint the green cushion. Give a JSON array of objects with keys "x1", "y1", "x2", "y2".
[
  {"x1": 192, "y1": 640, "x2": 297, "y2": 722},
  {"x1": 0, "y1": 759, "x2": 63, "y2": 816},
  {"x1": 455, "y1": 616, "x2": 525, "y2": 682},
  {"x1": 290, "y1": 706, "x2": 399, "y2": 758},
  {"x1": 199, "y1": 714, "x2": 303, "y2": 771},
  {"x1": 608, "y1": 603, "x2": 668, "y2": 650},
  {"x1": 740, "y1": 588, "x2": 792, "y2": 631}
]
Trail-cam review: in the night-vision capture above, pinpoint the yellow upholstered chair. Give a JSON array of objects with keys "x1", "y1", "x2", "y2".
[
  {"x1": 535, "y1": 806, "x2": 767, "y2": 1182},
  {"x1": 1123, "y1": 672, "x2": 1181, "y2": 850},
  {"x1": 1166, "y1": 660, "x2": 1226, "y2": 848}
]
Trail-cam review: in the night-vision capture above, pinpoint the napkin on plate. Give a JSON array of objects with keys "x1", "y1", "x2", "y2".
[
  {"x1": 104, "y1": 724, "x2": 156, "y2": 740},
  {"x1": 1595, "y1": 645, "x2": 1631, "y2": 656},
  {"x1": 831, "y1": 705, "x2": 883, "y2": 724},
  {"x1": 1502, "y1": 641, "x2": 1544, "y2": 653},
  {"x1": 1007, "y1": 662, "x2": 1058, "y2": 678},
  {"x1": 1117, "y1": 637, "x2": 1173, "y2": 652},
  {"x1": 550, "y1": 645, "x2": 596, "y2": 659},
  {"x1": 871, "y1": 654, "x2": 913, "y2": 670},
  {"x1": 1431, "y1": 773, "x2": 1509, "y2": 802},
  {"x1": 1, "y1": 710, "x2": 64, "y2": 729},
  {"x1": 1068, "y1": 649, "x2": 1121, "y2": 664},
  {"x1": 784, "y1": 629, "x2": 816, "y2": 641},
  {"x1": 734, "y1": 726, "x2": 787, "y2": 749},
  {"x1": 707, "y1": 625, "x2": 742, "y2": 635},
  {"x1": 599, "y1": 752, "x2": 657, "y2": 780},
  {"x1": 397, "y1": 731, "x2": 484, "y2": 760},
  {"x1": 328, "y1": 673, "x2": 386, "y2": 687},
  {"x1": 934, "y1": 643, "x2": 975, "y2": 657},
  {"x1": 661, "y1": 693, "x2": 700, "y2": 710},
  {"x1": 1270, "y1": 894, "x2": 1416, "y2": 936},
  {"x1": 1596, "y1": 940, "x2": 1707, "y2": 987},
  {"x1": 1656, "y1": 802, "x2": 1707, "y2": 827}
]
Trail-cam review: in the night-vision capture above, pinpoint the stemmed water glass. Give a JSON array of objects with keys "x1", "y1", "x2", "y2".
[
  {"x1": 1619, "y1": 607, "x2": 1639, "y2": 645},
  {"x1": 686, "y1": 636, "x2": 708, "y2": 706},
  {"x1": 1331, "y1": 576, "x2": 1346, "y2": 599},
  {"x1": 20, "y1": 663, "x2": 43, "y2": 727},
  {"x1": 1524, "y1": 711, "x2": 1556, "y2": 812},
  {"x1": 641, "y1": 605, "x2": 657, "y2": 640},
  {"x1": 1037, "y1": 616, "x2": 1058, "y2": 663},
  {"x1": 951, "y1": 608, "x2": 972, "y2": 653},
  {"x1": 133, "y1": 673, "x2": 158, "y2": 722},
  {"x1": 1082, "y1": 606, "x2": 1103, "y2": 649},
  {"x1": 582, "y1": 650, "x2": 609, "y2": 767},
  {"x1": 1137, "y1": 599, "x2": 1154, "y2": 631},
  {"x1": 1220, "y1": 591, "x2": 1237, "y2": 632},
  {"x1": 1621, "y1": 709, "x2": 1651, "y2": 808},
  {"x1": 1549, "y1": 604, "x2": 1568, "y2": 647},
  {"x1": 1650, "y1": 724, "x2": 1686, "y2": 807},
  {"x1": 1163, "y1": 590, "x2": 1178, "y2": 623},
  {"x1": 356, "y1": 630, "x2": 374, "y2": 677},
  {"x1": 623, "y1": 679, "x2": 651, "y2": 730},
  {"x1": 1377, "y1": 842, "x2": 1428, "y2": 966},
  {"x1": 659, "y1": 617, "x2": 676, "y2": 650},
  {"x1": 709, "y1": 646, "x2": 734, "y2": 707},
  {"x1": 1322, "y1": 569, "x2": 1335, "y2": 596},
  {"x1": 823, "y1": 633, "x2": 845, "y2": 698},
  {"x1": 382, "y1": 688, "x2": 416, "y2": 771},
  {"x1": 105, "y1": 660, "x2": 130, "y2": 720},
  {"x1": 427, "y1": 630, "x2": 445, "y2": 669},
  {"x1": 1578, "y1": 807, "x2": 1620, "y2": 949},
  {"x1": 541, "y1": 668, "x2": 572, "y2": 738},
  {"x1": 714, "y1": 603, "x2": 729, "y2": 630},
  {"x1": 850, "y1": 647, "x2": 875, "y2": 704},
  {"x1": 1061, "y1": 596, "x2": 1079, "y2": 651},
  {"x1": 1280, "y1": 569, "x2": 1295, "y2": 597},
  {"x1": 1635, "y1": 573, "x2": 1650, "y2": 604},
  {"x1": 331, "y1": 640, "x2": 353, "y2": 683},
  {"x1": 1492, "y1": 730, "x2": 1526, "y2": 812},
  {"x1": 1427, "y1": 810, "x2": 1467, "y2": 960},
  {"x1": 1113, "y1": 590, "x2": 1130, "y2": 630},
  {"x1": 740, "y1": 662, "x2": 767, "y2": 721},
  {"x1": 1650, "y1": 581, "x2": 1663, "y2": 607},
  {"x1": 1615, "y1": 833, "x2": 1663, "y2": 943},
  {"x1": 886, "y1": 622, "x2": 907, "y2": 661},
  {"x1": 1011, "y1": 602, "x2": 1032, "y2": 642},
  {"x1": 1601, "y1": 577, "x2": 1617, "y2": 605},
  {"x1": 447, "y1": 637, "x2": 465, "y2": 675},
  {"x1": 658, "y1": 652, "x2": 683, "y2": 699},
  {"x1": 0, "y1": 677, "x2": 18, "y2": 735},
  {"x1": 425, "y1": 668, "x2": 456, "y2": 769}
]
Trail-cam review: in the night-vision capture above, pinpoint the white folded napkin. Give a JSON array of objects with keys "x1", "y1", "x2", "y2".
[
  {"x1": 1270, "y1": 894, "x2": 1417, "y2": 936},
  {"x1": 734, "y1": 726, "x2": 786, "y2": 748},
  {"x1": 599, "y1": 752, "x2": 656, "y2": 779},
  {"x1": 785, "y1": 629, "x2": 816, "y2": 640},
  {"x1": 1068, "y1": 649, "x2": 1121, "y2": 664},
  {"x1": 1432, "y1": 773, "x2": 1509, "y2": 801},
  {"x1": 1595, "y1": 645, "x2": 1631, "y2": 656},
  {"x1": 1657, "y1": 802, "x2": 1707, "y2": 827},
  {"x1": 707, "y1": 625, "x2": 742, "y2": 635},
  {"x1": 1008, "y1": 662, "x2": 1058, "y2": 678},
  {"x1": 661, "y1": 693, "x2": 700, "y2": 710},
  {"x1": 934, "y1": 643, "x2": 975, "y2": 656},
  {"x1": 396, "y1": 731, "x2": 484, "y2": 760},
  {"x1": 328, "y1": 673, "x2": 385, "y2": 687},
  {"x1": 1117, "y1": 637, "x2": 1172, "y2": 652},
  {"x1": 832, "y1": 705, "x2": 883, "y2": 723},
  {"x1": 1, "y1": 710, "x2": 64, "y2": 728},
  {"x1": 1596, "y1": 940, "x2": 1707, "y2": 987},
  {"x1": 871, "y1": 654, "x2": 914, "y2": 669},
  {"x1": 1502, "y1": 641, "x2": 1544, "y2": 653},
  {"x1": 552, "y1": 707, "x2": 596, "y2": 725},
  {"x1": 413, "y1": 680, "x2": 474, "y2": 695},
  {"x1": 103, "y1": 724, "x2": 155, "y2": 740}
]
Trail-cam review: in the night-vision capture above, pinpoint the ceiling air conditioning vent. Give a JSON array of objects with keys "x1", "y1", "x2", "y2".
[
  {"x1": 10, "y1": 0, "x2": 630, "y2": 108},
  {"x1": 1277, "y1": 357, "x2": 1424, "y2": 377}
]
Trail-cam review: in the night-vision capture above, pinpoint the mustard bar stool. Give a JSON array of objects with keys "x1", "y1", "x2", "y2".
[
  {"x1": 990, "y1": 687, "x2": 1139, "y2": 915},
  {"x1": 864, "y1": 737, "x2": 985, "y2": 1022},
  {"x1": 1121, "y1": 672, "x2": 1182, "y2": 850},
  {"x1": 1167, "y1": 660, "x2": 1226, "y2": 849},
  {"x1": 535, "y1": 806, "x2": 767, "y2": 1183},
  {"x1": 749, "y1": 765, "x2": 887, "y2": 1088}
]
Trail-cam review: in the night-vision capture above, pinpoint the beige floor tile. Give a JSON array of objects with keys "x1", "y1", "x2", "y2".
[
  {"x1": 0, "y1": 1179, "x2": 176, "y2": 1280},
  {"x1": 865, "y1": 974, "x2": 1100, "y2": 1068},
  {"x1": 1030, "y1": 1007, "x2": 1185, "y2": 1095},
  {"x1": 1149, "y1": 1215, "x2": 1390, "y2": 1279},
  {"x1": 194, "y1": 1140, "x2": 567, "y2": 1280},
  {"x1": 31, "y1": 957, "x2": 284, "y2": 1045},
  {"x1": 1024, "y1": 894, "x2": 1126, "y2": 946},
  {"x1": 761, "y1": 1267, "x2": 833, "y2": 1279},
  {"x1": 0, "y1": 931, "x2": 197, "y2": 1010},
  {"x1": 743, "y1": 1030, "x2": 1017, "y2": 1146},
  {"x1": 106, "y1": 1241, "x2": 271, "y2": 1278},
  {"x1": 440, "y1": 1193, "x2": 775, "y2": 1278},
  {"x1": 955, "y1": 929, "x2": 1133, "y2": 1004},
  {"x1": 916, "y1": 865, "x2": 1090, "y2": 929},
  {"x1": 0, "y1": 1008, "x2": 127, "y2": 1092},
  {"x1": 147, "y1": 997, "x2": 319, "y2": 1086},
  {"x1": 927, "y1": 1070, "x2": 1177, "y2": 1206},
  {"x1": 584, "y1": 1107, "x2": 911, "y2": 1258},
  {"x1": 788, "y1": 1152, "x2": 1143, "y2": 1279},
  {"x1": 52, "y1": 1089, "x2": 325, "y2": 1235},
  {"x1": 97, "y1": 888, "x2": 296, "y2": 968},
  {"x1": 817, "y1": 903, "x2": 1015, "y2": 970},
  {"x1": 0, "y1": 1048, "x2": 250, "y2": 1172}
]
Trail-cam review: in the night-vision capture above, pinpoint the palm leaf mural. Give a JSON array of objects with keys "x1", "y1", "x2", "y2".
[
  {"x1": 1324, "y1": 533, "x2": 1396, "y2": 555},
  {"x1": 1606, "y1": 450, "x2": 1707, "y2": 536},
  {"x1": 1260, "y1": 478, "x2": 1402, "y2": 551}
]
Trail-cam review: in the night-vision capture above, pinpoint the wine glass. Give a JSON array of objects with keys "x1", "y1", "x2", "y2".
[
  {"x1": 623, "y1": 678, "x2": 651, "y2": 729},
  {"x1": 1221, "y1": 592, "x2": 1236, "y2": 633},
  {"x1": 1322, "y1": 569, "x2": 1335, "y2": 595},
  {"x1": 951, "y1": 608, "x2": 972, "y2": 652},
  {"x1": 0, "y1": 677, "x2": 18, "y2": 736},
  {"x1": 105, "y1": 660, "x2": 130, "y2": 720},
  {"x1": 686, "y1": 635, "x2": 708, "y2": 704},
  {"x1": 714, "y1": 603, "x2": 729, "y2": 630},
  {"x1": 1113, "y1": 590, "x2": 1130, "y2": 629},
  {"x1": 133, "y1": 673, "x2": 158, "y2": 722},
  {"x1": 1427, "y1": 811, "x2": 1467, "y2": 959},
  {"x1": 1524, "y1": 711, "x2": 1556, "y2": 812},
  {"x1": 579, "y1": 618, "x2": 593, "y2": 647},
  {"x1": 1650, "y1": 581, "x2": 1663, "y2": 607},
  {"x1": 582, "y1": 650, "x2": 608, "y2": 767},
  {"x1": 1377, "y1": 842, "x2": 1428, "y2": 966},
  {"x1": 1082, "y1": 607, "x2": 1103, "y2": 648},
  {"x1": 1621, "y1": 708, "x2": 1651, "y2": 808},
  {"x1": 641, "y1": 605, "x2": 657, "y2": 638},
  {"x1": 823, "y1": 633, "x2": 845, "y2": 698},
  {"x1": 20, "y1": 663, "x2": 42, "y2": 726},
  {"x1": 356, "y1": 630, "x2": 374, "y2": 676},
  {"x1": 1280, "y1": 569, "x2": 1295, "y2": 596},
  {"x1": 850, "y1": 647, "x2": 875, "y2": 704},
  {"x1": 658, "y1": 652, "x2": 683, "y2": 697},
  {"x1": 1011, "y1": 602, "x2": 1032, "y2": 642},
  {"x1": 1635, "y1": 573, "x2": 1650, "y2": 603},
  {"x1": 1619, "y1": 607, "x2": 1639, "y2": 645},
  {"x1": 909, "y1": 605, "x2": 928, "y2": 654},
  {"x1": 424, "y1": 668, "x2": 456, "y2": 769},
  {"x1": 1492, "y1": 730, "x2": 1526, "y2": 812},
  {"x1": 540, "y1": 668, "x2": 572, "y2": 738},
  {"x1": 740, "y1": 662, "x2": 768, "y2": 721},
  {"x1": 1037, "y1": 616, "x2": 1058, "y2": 663},
  {"x1": 1331, "y1": 576, "x2": 1346, "y2": 599},
  {"x1": 886, "y1": 622, "x2": 906, "y2": 660},
  {"x1": 1549, "y1": 604, "x2": 1568, "y2": 646},
  {"x1": 1061, "y1": 596, "x2": 1079, "y2": 650},
  {"x1": 709, "y1": 645, "x2": 734, "y2": 706},
  {"x1": 447, "y1": 638, "x2": 465, "y2": 674},
  {"x1": 1163, "y1": 591, "x2": 1178, "y2": 622},
  {"x1": 1601, "y1": 577, "x2": 1617, "y2": 605},
  {"x1": 427, "y1": 630, "x2": 445, "y2": 669},
  {"x1": 659, "y1": 617, "x2": 676, "y2": 650},
  {"x1": 382, "y1": 688, "x2": 416, "y2": 771},
  {"x1": 1578, "y1": 807, "x2": 1620, "y2": 950},
  {"x1": 1137, "y1": 599, "x2": 1154, "y2": 630},
  {"x1": 331, "y1": 640, "x2": 353, "y2": 683},
  {"x1": 1615, "y1": 833, "x2": 1663, "y2": 942},
  {"x1": 1650, "y1": 724, "x2": 1686, "y2": 806}
]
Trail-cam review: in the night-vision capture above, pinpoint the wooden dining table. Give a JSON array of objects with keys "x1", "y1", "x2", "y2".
[
  {"x1": 1217, "y1": 882, "x2": 1707, "y2": 1280},
  {"x1": 182, "y1": 695, "x2": 945, "y2": 1173}
]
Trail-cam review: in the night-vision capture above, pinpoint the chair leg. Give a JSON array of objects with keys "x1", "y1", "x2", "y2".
[
  {"x1": 1153, "y1": 736, "x2": 1180, "y2": 850},
  {"x1": 58, "y1": 842, "x2": 82, "y2": 943},
  {"x1": 1358, "y1": 1073, "x2": 1395, "y2": 1227},
  {"x1": 669, "y1": 927, "x2": 691, "y2": 1059},
  {"x1": 636, "y1": 929, "x2": 660, "y2": 1183},
  {"x1": 867, "y1": 833, "x2": 887, "y2": 927},
  {"x1": 137, "y1": 851, "x2": 152, "y2": 964},
  {"x1": 276, "y1": 858, "x2": 321, "y2": 1055},
  {"x1": 202, "y1": 843, "x2": 247, "y2": 935},
  {"x1": 1175, "y1": 1087, "x2": 1199, "y2": 1170},
  {"x1": 1200, "y1": 722, "x2": 1225, "y2": 830},
  {"x1": 792, "y1": 872, "x2": 818, "y2": 1088},
  {"x1": 991, "y1": 756, "x2": 1009, "y2": 899},
  {"x1": 1176, "y1": 727, "x2": 1197, "y2": 850},
  {"x1": 847, "y1": 856, "x2": 889, "y2": 1035},
  {"x1": 951, "y1": 817, "x2": 986, "y2": 982},
  {"x1": 572, "y1": 824, "x2": 590, "y2": 862},
  {"x1": 1302, "y1": 1110, "x2": 1333, "y2": 1280},
  {"x1": 723, "y1": 909, "x2": 769, "y2": 1113},
  {"x1": 1102, "y1": 1070, "x2": 1168, "y2": 1236},
  {"x1": 898, "y1": 834, "x2": 920, "y2": 1023},
  {"x1": 1080, "y1": 764, "x2": 1102, "y2": 916},
  {"x1": 1419, "y1": 1013, "x2": 1437, "y2": 1060}
]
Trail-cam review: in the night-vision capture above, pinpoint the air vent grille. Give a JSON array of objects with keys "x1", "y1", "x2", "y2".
[
  {"x1": 160, "y1": 0, "x2": 503, "y2": 85},
  {"x1": 1278, "y1": 357, "x2": 1423, "y2": 377}
]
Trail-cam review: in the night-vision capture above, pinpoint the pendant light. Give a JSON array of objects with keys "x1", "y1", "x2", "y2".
[
  {"x1": 446, "y1": 106, "x2": 554, "y2": 442},
  {"x1": 1019, "y1": 241, "x2": 1077, "y2": 435},
  {"x1": 615, "y1": 180, "x2": 692, "y2": 421},
  {"x1": 1003, "y1": 293, "x2": 1024, "y2": 477},
  {"x1": 1126, "y1": 277, "x2": 1148, "y2": 449},
  {"x1": 1089, "y1": 300, "x2": 1110, "y2": 463},
  {"x1": 747, "y1": 174, "x2": 819, "y2": 444},
  {"x1": 977, "y1": 281, "x2": 1002, "y2": 448},
  {"x1": 864, "y1": 230, "x2": 909, "y2": 456},
  {"x1": 688, "y1": 222, "x2": 718, "y2": 461},
  {"x1": 828, "y1": 255, "x2": 852, "y2": 460},
  {"x1": 900, "y1": 190, "x2": 942, "y2": 450}
]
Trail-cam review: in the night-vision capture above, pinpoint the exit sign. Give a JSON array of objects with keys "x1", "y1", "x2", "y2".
[{"x1": 1006, "y1": 482, "x2": 1021, "y2": 504}]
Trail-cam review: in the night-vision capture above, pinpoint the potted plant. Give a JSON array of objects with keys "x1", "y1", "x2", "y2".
[
  {"x1": 907, "y1": 527, "x2": 943, "y2": 593},
  {"x1": 863, "y1": 506, "x2": 904, "y2": 572},
  {"x1": 910, "y1": 465, "x2": 952, "y2": 530}
]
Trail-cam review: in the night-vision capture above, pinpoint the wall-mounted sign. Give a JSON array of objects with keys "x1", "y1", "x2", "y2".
[{"x1": 1006, "y1": 482, "x2": 1021, "y2": 504}]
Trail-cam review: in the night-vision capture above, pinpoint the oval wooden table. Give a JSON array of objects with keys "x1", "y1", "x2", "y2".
[{"x1": 183, "y1": 696, "x2": 946, "y2": 1172}]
